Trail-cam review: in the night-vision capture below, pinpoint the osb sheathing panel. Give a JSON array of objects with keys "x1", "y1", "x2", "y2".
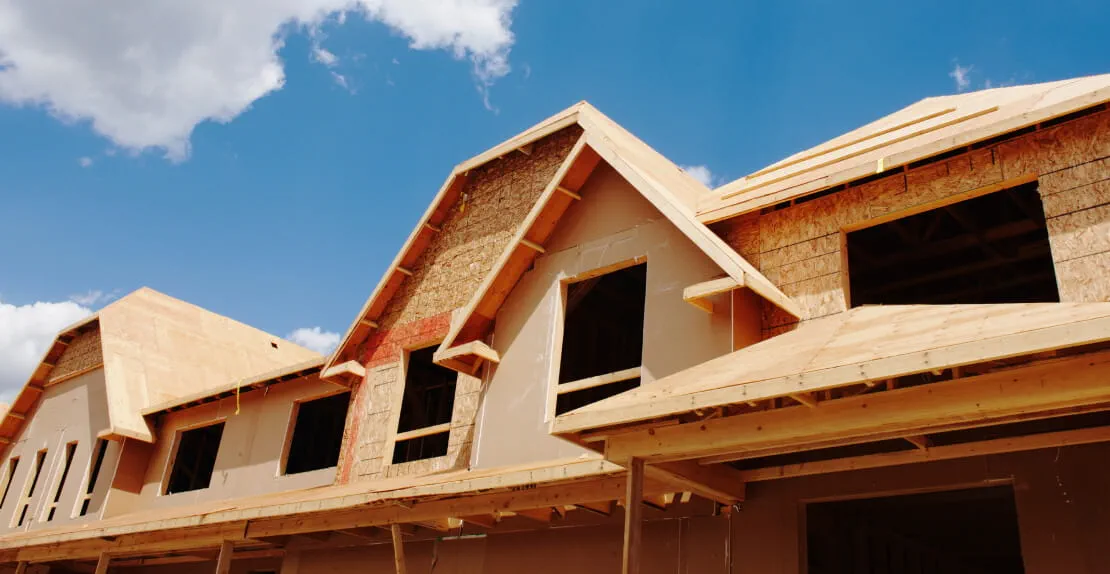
[
  {"x1": 342, "y1": 127, "x2": 581, "y2": 484},
  {"x1": 47, "y1": 328, "x2": 102, "y2": 383},
  {"x1": 712, "y1": 109, "x2": 1110, "y2": 335}
]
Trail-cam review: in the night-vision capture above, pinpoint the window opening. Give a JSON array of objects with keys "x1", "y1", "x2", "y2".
[
  {"x1": 807, "y1": 486, "x2": 1024, "y2": 573},
  {"x1": 556, "y1": 263, "x2": 647, "y2": 415},
  {"x1": 79, "y1": 439, "x2": 109, "y2": 516},
  {"x1": 45, "y1": 442, "x2": 77, "y2": 521},
  {"x1": 284, "y1": 392, "x2": 350, "y2": 475},
  {"x1": 846, "y1": 183, "x2": 1058, "y2": 306},
  {"x1": 392, "y1": 347, "x2": 455, "y2": 464},
  {"x1": 165, "y1": 423, "x2": 224, "y2": 494},
  {"x1": 16, "y1": 450, "x2": 47, "y2": 527},
  {"x1": 0, "y1": 457, "x2": 18, "y2": 509}
]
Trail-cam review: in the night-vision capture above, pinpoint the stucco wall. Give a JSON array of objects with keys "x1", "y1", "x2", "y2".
[
  {"x1": 712, "y1": 108, "x2": 1110, "y2": 338},
  {"x1": 0, "y1": 368, "x2": 118, "y2": 533},
  {"x1": 130, "y1": 374, "x2": 341, "y2": 512},
  {"x1": 473, "y1": 162, "x2": 733, "y2": 469}
]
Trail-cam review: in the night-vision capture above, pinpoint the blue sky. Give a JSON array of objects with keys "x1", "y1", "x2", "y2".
[{"x1": 0, "y1": 0, "x2": 1107, "y2": 396}]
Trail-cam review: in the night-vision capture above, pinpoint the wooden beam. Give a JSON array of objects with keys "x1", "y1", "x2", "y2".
[
  {"x1": 396, "y1": 267, "x2": 414, "y2": 277},
  {"x1": 605, "y1": 351, "x2": 1110, "y2": 464},
  {"x1": 93, "y1": 552, "x2": 110, "y2": 574},
  {"x1": 215, "y1": 541, "x2": 233, "y2": 574},
  {"x1": 622, "y1": 458, "x2": 644, "y2": 574},
  {"x1": 647, "y1": 461, "x2": 745, "y2": 504},
  {"x1": 790, "y1": 392, "x2": 818, "y2": 408},
  {"x1": 393, "y1": 423, "x2": 452, "y2": 443},
  {"x1": 14, "y1": 562, "x2": 27, "y2": 574},
  {"x1": 359, "y1": 318, "x2": 379, "y2": 329},
  {"x1": 279, "y1": 550, "x2": 301, "y2": 574},
  {"x1": 514, "y1": 508, "x2": 552, "y2": 523},
  {"x1": 740, "y1": 424, "x2": 1110, "y2": 482},
  {"x1": 519, "y1": 238, "x2": 546, "y2": 254},
  {"x1": 423, "y1": 222, "x2": 442, "y2": 233},
  {"x1": 575, "y1": 500, "x2": 613, "y2": 516},
  {"x1": 460, "y1": 514, "x2": 500, "y2": 529},
  {"x1": 682, "y1": 277, "x2": 742, "y2": 314},
  {"x1": 556, "y1": 186, "x2": 582, "y2": 200},
  {"x1": 390, "y1": 524, "x2": 407, "y2": 574}
]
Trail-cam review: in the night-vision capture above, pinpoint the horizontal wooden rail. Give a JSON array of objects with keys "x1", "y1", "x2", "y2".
[
  {"x1": 557, "y1": 367, "x2": 641, "y2": 396},
  {"x1": 394, "y1": 423, "x2": 451, "y2": 443}
]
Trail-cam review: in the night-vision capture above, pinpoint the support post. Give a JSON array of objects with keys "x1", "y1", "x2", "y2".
[
  {"x1": 215, "y1": 541, "x2": 233, "y2": 574},
  {"x1": 13, "y1": 562, "x2": 27, "y2": 574},
  {"x1": 391, "y1": 524, "x2": 408, "y2": 574},
  {"x1": 94, "y1": 552, "x2": 111, "y2": 574},
  {"x1": 279, "y1": 550, "x2": 301, "y2": 574},
  {"x1": 622, "y1": 458, "x2": 645, "y2": 574}
]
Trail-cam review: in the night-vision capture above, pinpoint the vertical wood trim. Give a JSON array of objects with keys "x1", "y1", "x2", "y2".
[
  {"x1": 13, "y1": 562, "x2": 27, "y2": 574},
  {"x1": 279, "y1": 550, "x2": 301, "y2": 574},
  {"x1": 93, "y1": 552, "x2": 110, "y2": 574},
  {"x1": 391, "y1": 523, "x2": 408, "y2": 574},
  {"x1": 622, "y1": 458, "x2": 645, "y2": 574},
  {"x1": 215, "y1": 541, "x2": 233, "y2": 574}
]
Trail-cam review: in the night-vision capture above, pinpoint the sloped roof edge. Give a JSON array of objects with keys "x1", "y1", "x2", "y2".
[
  {"x1": 324, "y1": 103, "x2": 590, "y2": 374},
  {"x1": 703, "y1": 74, "x2": 1110, "y2": 222}
]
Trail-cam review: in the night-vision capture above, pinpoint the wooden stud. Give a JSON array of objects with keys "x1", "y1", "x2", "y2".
[
  {"x1": 556, "y1": 186, "x2": 582, "y2": 200},
  {"x1": 423, "y1": 222, "x2": 442, "y2": 233},
  {"x1": 790, "y1": 393, "x2": 818, "y2": 408},
  {"x1": 93, "y1": 552, "x2": 110, "y2": 574},
  {"x1": 904, "y1": 435, "x2": 931, "y2": 450},
  {"x1": 396, "y1": 267, "x2": 414, "y2": 277},
  {"x1": 390, "y1": 524, "x2": 408, "y2": 574},
  {"x1": 519, "y1": 238, "x2": 546, "y2": 254},
  {"x1": 14, "y1": 562, "x2": 27, "y2": 574},
  {"x1": 6, "y1": 412, "x2": 25, "y2": 421},
  {"x1": 279, "y1": 550, "x2": 301, "y2": 574},
  {"x1": 622, "y1": 458, "x2": 645, "y2": 574},
  {"x1": 215, "y1": 541, "x2": 233, "y2": 574},
  {"x1": 557, "y1": 367, "x2": 642, "y2": 396},
  {"x1": 359, "y1": 318, "x2": 379, "y2": 329}
]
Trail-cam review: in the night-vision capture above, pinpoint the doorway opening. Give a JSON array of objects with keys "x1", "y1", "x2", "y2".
[{"x1": 807, "y1": 486, "x2": 1025, "y2": 574}]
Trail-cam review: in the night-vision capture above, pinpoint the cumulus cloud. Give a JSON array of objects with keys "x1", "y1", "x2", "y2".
[
  {"x1": 950, "y1": 62, "x2": 973, "y2": 92},
  {"x1": 311, "y1": 45, "x2": 339, "y2": 67},
  {"x1": 0, "y1": 297, "x2": 94, "y2": 402},
  {"x1": 681, "y1": 164, "x2": 717, "y2": 188},
  {"x1": 286, "y1": 326, "x2": 341, "y2": 355},
  {"x1": 0, "y1": 0, "x2": 518, "y2": 161}
]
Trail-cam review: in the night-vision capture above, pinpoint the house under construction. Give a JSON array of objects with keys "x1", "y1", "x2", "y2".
[{"x1": 2, "y1": 73, "x2": 1110, "y2": 574}]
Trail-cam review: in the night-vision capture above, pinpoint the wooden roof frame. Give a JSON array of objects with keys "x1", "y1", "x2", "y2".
[
  {"x1": 431, "y1": 105, "x2": 802, "y2": 370},
  {"x1": 703, "y1": 74, "x2": 1110, "y2": 222},
  {"x1": 141, "y1": 357, "x2": 329, "y2": 416}
]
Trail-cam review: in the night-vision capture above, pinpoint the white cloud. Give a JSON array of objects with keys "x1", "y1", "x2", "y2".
[
  {"x1": 0, "y1": 298, "x2": 93, "y2": 402},
  {"x1": 286, "y1": 326, "x2": 340, "y2": 355},
  {"x1": 681, "y1": 164, "x2": 717, "y2": 188},
  {"x1": 78, "y1": 156, "x2": 93, "y2": 168},
  {"x1": 312, "y1": 45, "x2": 339, "y2": 67},
  {"x1": 950, "y1": 62, "x2": 973, "y2": 92},
  {"x1": 0, "y1": 0, "x2": 518, "y2": 161}
]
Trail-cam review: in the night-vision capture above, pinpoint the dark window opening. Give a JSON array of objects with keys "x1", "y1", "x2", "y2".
[
  {"x1": 0, "y1": 457, "x2": 19, "y2": 509},
  {"x1": 79, "y1": 439, "x2": 109, "y2": 516},
  {"x1": 285, "y1": 392, "x2": 350, "y2": 475},
  {"x1": 555, "y1": 263, "x2": 647, "y2": 414},
  {"x1": 165, "y1": 423, "x2": 224, "y2": 494},
  {"x1": 46, "y1": 442, "x2": 77, "y2": 521},
  {"x1": 18, "y1": 450, "x2": 47, "y2": 526},
  {"x1": 392, "y1": 347, "x2": 456, "y2": 464},
  {"x1": 807, "y1": 486, "x2": 1025, "y2": 574},
  {"x1": 847, "y1": 183, "x2": 1058, "y2": 306},
  {"x1": 392, "y1": 433, "x2": 449, "y2": 464}
]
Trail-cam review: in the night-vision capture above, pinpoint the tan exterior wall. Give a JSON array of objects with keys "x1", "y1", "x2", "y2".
[
  {"x1": 129, "y1": 374, "x2": 340, "y2": 513},
  {"x1": 341, "y1": 127, "x2": 582, "y2": 483},
  {"x1": 474, "y1": 162, "x2": 733, "y2": 469},
  {"x1": 0, "y1": 368, "x2": 119, "y2": 533},
  {"x1": 712, "y1": 108, "x2": 1110, "y2": 337}
]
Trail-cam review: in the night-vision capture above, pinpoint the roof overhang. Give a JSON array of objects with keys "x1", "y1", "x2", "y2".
[
  {"x1": 702, "y1": 74, "x2": 1110, "y2": 222},
  {"x1": 142, "y1": 357, "x2": 328, "y2": 417},
  {"x1": 552, "y1": 303, "x2": 1110, "y2": 479}
]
